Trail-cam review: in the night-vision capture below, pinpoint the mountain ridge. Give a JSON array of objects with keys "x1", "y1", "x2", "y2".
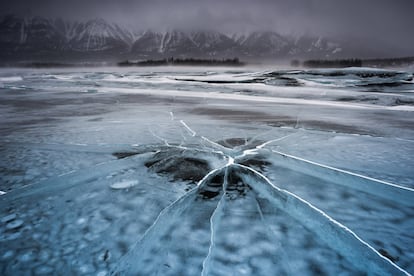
[{"x1": 0, "y1": 15, "x2": 378, "y2": 63}]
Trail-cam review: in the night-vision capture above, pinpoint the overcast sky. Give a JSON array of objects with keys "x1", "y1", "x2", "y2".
[{"x1": 1, "y1": 0, "x2": 413, "y2": 54}]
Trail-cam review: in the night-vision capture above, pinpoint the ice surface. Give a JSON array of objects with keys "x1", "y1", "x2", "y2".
[
  {"x1": 0, "y1": 76, "x2": 24, "y2": 82},
  {"x1": 110, "y1": 180, "x2": 140, "y2": 190},
  {"x1": 0, "y1": 66, "x2": 413, "y2": 275}
]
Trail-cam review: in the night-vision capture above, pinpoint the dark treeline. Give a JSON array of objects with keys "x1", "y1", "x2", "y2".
[
  {"x1": 299, "y1": 57, "x2": 414, "y2": 68},
  {"x1": 302, "y1": 59, "x2": 362, "y2": 68},
  {"x1": 0, "y1": 62, "x2": 111, "y2": 68},
  {"x1": 118, "y1": 57, "x2": 244, "y2": 67},
  {"x1": 363, "y1": 57, "x2": 414, "y2": 67}
]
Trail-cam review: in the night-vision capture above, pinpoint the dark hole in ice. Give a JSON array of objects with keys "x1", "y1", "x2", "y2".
[
  {"x1": 209, "y1": 174, "x2": 225, "y2": 186},
  {"x1": 112, "y1": 152, "x2": 139, "y2": 159},
  {"x1": 157, "y1": 157, "x2": 210, "y2": 182},
  {"x1": 216, "y1": 137, "x2": 265, "y2": 149},
  {"x1": 378, "y1": 249, "x2": 399, "y2": 263},
  {"x1": 199, "y1": 190, "x2": 220, "y2": 199},
  {"x1": 226, "y1": 170, "x2": 251, "y2": 200},
  {"x1": 198, "y1": 173, "x2": 224, "y2": 200},
  {"x1": 144, "y1": 148, "x2": 185, "y2": 167},
  {"x1": 146, "y1": 156, "x2": 212, "y2": 183},
  {"x1": 216, "y1": 138, "x2": 247, "y2": 148},
  {"x1": 239, "y1": 157, "x2": 271, "y2": 172}
]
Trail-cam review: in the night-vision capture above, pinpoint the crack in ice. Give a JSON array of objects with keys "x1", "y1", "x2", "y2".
[
  {"x1": 234, "y1": 132, "x2": 297, "y2": 162},
  {"x1": 270, "y1": 149, "x2": 414, "y2": 207},
  {"x1": 145, "y1": 120, "x2": 410, "y2": 275},
  {"x1": 201, "y1": 167, "x2": 229, "y2": 276},
  {"x1": 13, "y1": 118, "x2": 408, "y2": 275},
  {"x1": 234, "y1": 163, "x2": 410, "y2": 275},
  {"x1": 180, "y1": 120, "x2": 197, "y2": 137},
  {"x1": 149, "y1": 128, "x2": 170, "y2": 146},
  {"x1": 179, "y1": 119, "x2": 230, "y2": 153}
]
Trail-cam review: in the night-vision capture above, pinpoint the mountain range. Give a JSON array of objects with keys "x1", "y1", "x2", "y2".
[{"x1": 0, "y1": 15, "x2": 382, "y2": 63}]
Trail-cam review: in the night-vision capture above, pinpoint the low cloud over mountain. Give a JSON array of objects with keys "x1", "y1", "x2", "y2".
[{"x1": 0, "y1": 15, "x2": 410, "y2": 63}]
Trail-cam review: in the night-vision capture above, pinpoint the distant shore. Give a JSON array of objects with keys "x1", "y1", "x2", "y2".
[
  {"x1": 299, "y1": 57, "x2": 414, "y2": 68},
  {"x1": 1, "y1": 56, "x2": 413, "y2": 69},
  {"x1": 117, "y1": 58, "x2": 245, "y2": 67},
  {"x1": 0, "y1": 58, "x2": 245, "y2": 68}
]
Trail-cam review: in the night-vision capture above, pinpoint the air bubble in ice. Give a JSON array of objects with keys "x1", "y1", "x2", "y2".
[
  {"x1": 76, "y1": 217, "x2": 87, "y2": 225},
  {"x1": 1, "y1": 214, "x2": 16, "y2": 223},
  {"x1": 110, "y1": 180, "x2": 139, "y2": 189},
  {"x1": 35, "y1": 265, "x2": 54, "y2": 275},
  {"x1": 78, "y1": 264, "x2": 95, "y2": 274},
  {"x1": 1, "y1": 250, "x2": 14, "y2": 260},
  {"x1": 18, "y1": 250, "x2": 36, "y2": 262},
  {"x1": 97, "y1": 271, "x2": 108, "y2": 276},
  {"x1": 6, "y1": 219, "x2": 24, "y2": 230}
]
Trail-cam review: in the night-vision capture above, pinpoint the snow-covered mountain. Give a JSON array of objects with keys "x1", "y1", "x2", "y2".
[
  {"x1": 236, "y1": 31, "x2": 291, "y2": 58},
  {"x1": 289, "y1": 35, "x2": 343, "y2": 58},
  {"x1": 189, "y1": 31, "x2": 238, "y2": 57},
  {"x1": 130, "y1": 30, "x2": 239, "y2": 58},
  {"x1": 0, "y1": 15, "x2": 65, "y2": 55},
  {"x1": 68, "y1": 19, "x2": 133, "y2": 52},
  {"x1": 0, "y1": 16, "x2": 135, "y2": 60},
  {"x1": 131, "y1": 30, "x2": 200, "y2": 57},
  {"x1": 0, "y1": 15, "x2": 350, "y2": 62}
]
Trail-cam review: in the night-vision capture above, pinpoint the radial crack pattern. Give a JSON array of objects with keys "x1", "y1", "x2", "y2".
[
  {"x1": 108, "y1": 120, "x2": 412, "y2": 275},
  {"x1": 1, "y1": 118, "x2": 412, "y2": 276}
]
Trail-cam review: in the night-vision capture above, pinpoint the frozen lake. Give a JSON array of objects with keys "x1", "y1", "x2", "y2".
[{"x1": 0, "y1": 66, "x2": 414, "y2": 275}]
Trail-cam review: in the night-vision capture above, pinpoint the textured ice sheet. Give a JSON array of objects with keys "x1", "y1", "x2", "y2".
[{"x1": 0, "y1": 67, "x2": 413, "y2": 275}]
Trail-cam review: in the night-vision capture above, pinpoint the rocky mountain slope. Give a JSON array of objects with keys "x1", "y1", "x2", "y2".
[{"x1": 0, "y1": 15, "x2": 350, "y2": 63}]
